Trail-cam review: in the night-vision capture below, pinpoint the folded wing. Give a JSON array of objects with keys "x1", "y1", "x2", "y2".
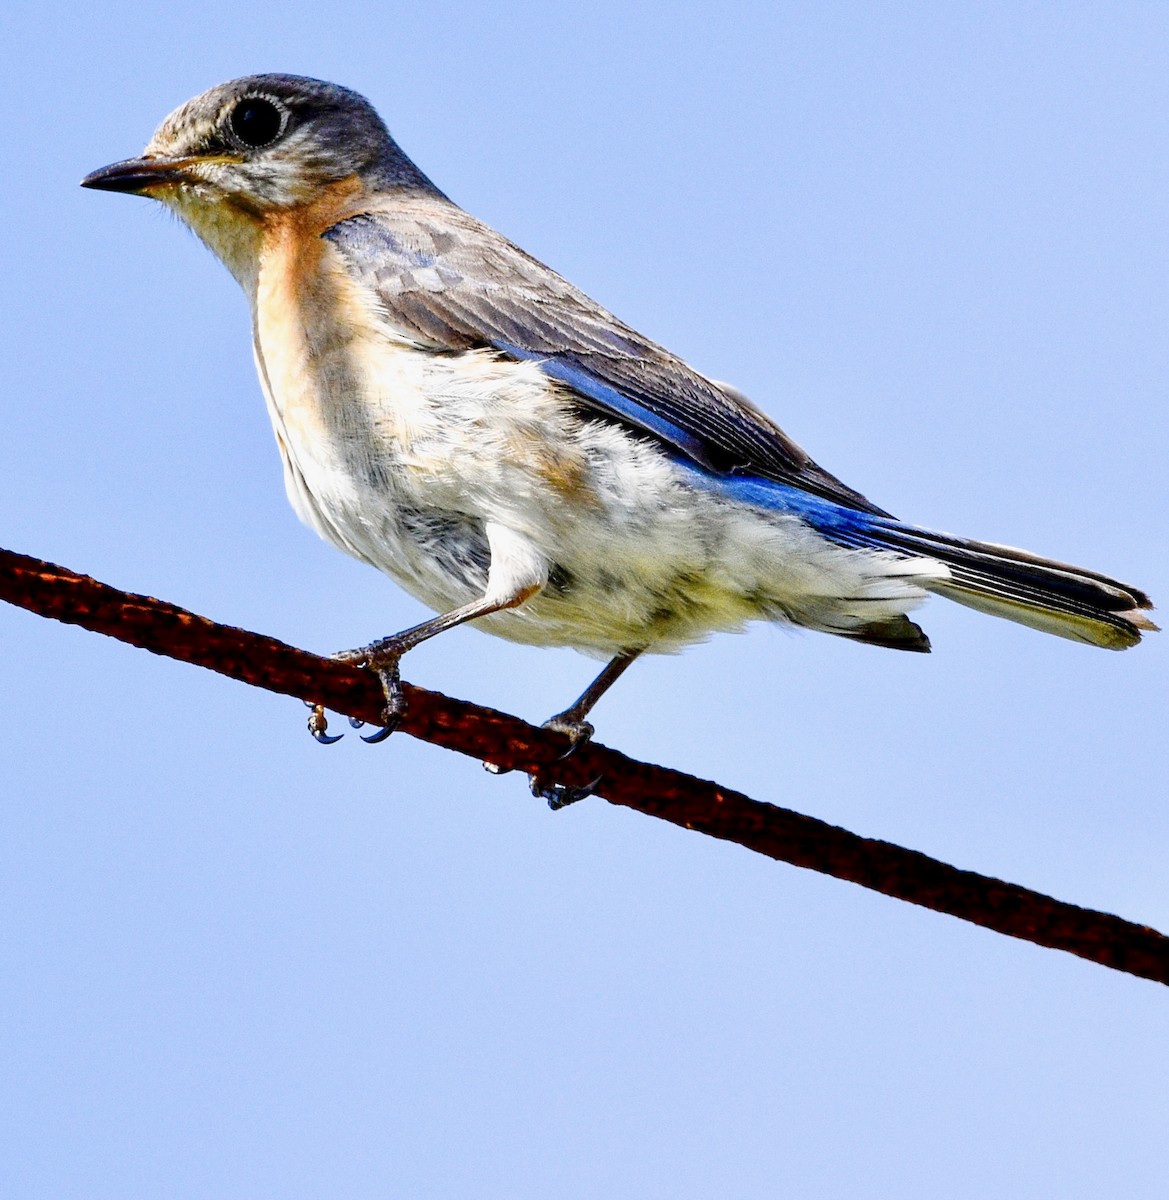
[{"x1": 323, "y1": 203, "x2": 890, "y2": 516}]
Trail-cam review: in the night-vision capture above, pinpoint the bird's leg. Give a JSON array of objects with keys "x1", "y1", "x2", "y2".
[
  {"x1": 542, "y1": 648, "x2": 643, "y2": 750},
  {"x1": 334, "y1": 588, "x2": 541, "y2": 743},
  {"x1": 529, "y1": 648, "x2": 644, "y2": 809},
  {"x1": 318, "y1": 524, "x2": 548, "y2": 744}
]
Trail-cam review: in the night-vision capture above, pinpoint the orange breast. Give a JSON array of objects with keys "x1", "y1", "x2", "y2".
[{"x1": 254, "y1": 176, "x2": 370, "y2": 447}]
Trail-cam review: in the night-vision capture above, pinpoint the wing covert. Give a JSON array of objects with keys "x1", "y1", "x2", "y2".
[{"x1": 323, "y1": 204, "x2": 889, "y2": 516}]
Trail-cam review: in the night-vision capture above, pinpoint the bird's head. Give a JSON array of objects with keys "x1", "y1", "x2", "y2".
[{"x1": 82, "y1": 74, "x2": 436, "y2": 284}]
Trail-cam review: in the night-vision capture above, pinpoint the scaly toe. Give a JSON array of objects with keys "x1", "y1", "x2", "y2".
[
  {"x1": 307, "y1": 702, "x2": 345, "y2": 745},
  {"x1": 540, "y1": 716, "x2": 595, "y2": 762},
  {"x1": 353, "y1": 685, "x2": 405, "y2": 745},
  {"x1": 331, "y1": 650, "x2": 407, "y2": 746}
]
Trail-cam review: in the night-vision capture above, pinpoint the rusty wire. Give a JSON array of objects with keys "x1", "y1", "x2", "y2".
[{"x1": 2, "y1": 544, "x2": 1165, "y2": 986}]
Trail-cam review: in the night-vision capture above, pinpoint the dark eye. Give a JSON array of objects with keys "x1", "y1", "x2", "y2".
[{"x1": 229, "y1": 97, "x2": 284, "y2": 148}]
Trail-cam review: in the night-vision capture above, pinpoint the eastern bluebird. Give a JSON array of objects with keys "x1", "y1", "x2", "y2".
[{"x1": 82, "y1": 74, "x2": 1155, "y2": 784}]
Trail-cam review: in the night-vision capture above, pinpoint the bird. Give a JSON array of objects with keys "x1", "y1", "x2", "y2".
[{"x1": 82, "y1": 73, "x2": 1155, "y2": 798}]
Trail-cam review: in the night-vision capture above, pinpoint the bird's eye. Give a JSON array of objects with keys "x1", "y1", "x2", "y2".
[{"x1": 229, "y1": 97, "x2": 285, "y2": 148}]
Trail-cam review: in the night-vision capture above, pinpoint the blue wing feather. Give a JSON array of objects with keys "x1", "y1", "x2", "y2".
[
  {"x1": 494, "y1": 342, "x2": 715, "y2": 466},
  {"x1": 323, "y1": 206, "x2": 890, "y2": 515}
]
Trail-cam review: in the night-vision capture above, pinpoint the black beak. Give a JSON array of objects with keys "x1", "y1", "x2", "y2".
[{"x1": 81, "y1": 155, "x2": 200, "y2": 194}]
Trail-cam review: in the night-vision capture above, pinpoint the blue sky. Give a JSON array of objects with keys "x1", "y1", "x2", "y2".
[{"x1": 2, "y1": 3, "x2": 1167, "y2": 1196}]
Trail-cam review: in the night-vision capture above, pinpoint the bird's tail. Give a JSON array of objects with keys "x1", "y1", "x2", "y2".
[
  {"x1": 864, "y1": 521, "x2": 1157, "y2": 649},
  {"x1": 687, "y1": 471, "x2": 1155, "y2": 650}
]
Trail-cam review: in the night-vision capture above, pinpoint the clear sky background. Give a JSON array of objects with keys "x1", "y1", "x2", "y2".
[{"x1": 2, "y1": 3, "x2": 1167, "y2": 1197}]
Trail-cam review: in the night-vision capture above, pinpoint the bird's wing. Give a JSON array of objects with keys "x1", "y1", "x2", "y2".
[{"x1": 323, "y1": 203, "x2": 889, "y2": 516}]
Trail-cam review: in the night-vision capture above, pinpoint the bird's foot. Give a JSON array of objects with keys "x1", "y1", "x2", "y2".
[
  {"x1": 306, "y1": 637, "x2": 411, "y2": 745},
  {"x1": 542, "y1": 714, "x2": 595, "y2": 758},
  {"x1": 530, "y1": 771, "x2": 604, "y2": 811},
  {"x1": 527, "y1": 714, "x2": 601, "y2": 809},
  {"x1": 337, "y1": 637, "x2": 410, "y2": 743}
]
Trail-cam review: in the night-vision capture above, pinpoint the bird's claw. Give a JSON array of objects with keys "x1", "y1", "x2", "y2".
[
  {"x1": 530, "y1": 772, "x2": 604, "y2": 810},
  {"x1": 307, "y1": 702, "x2": 344, "y2": 745},
  {"x1": 348, "y1": 714, "x2": 399, "y2": 744}
]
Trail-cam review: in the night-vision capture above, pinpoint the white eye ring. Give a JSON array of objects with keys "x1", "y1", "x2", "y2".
[{"x1": 227, "y1": 95, "x2": 287, "y2": 149}]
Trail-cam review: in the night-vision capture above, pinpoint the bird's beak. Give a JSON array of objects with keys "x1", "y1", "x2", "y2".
[{"x1": 81, "y1": 154, "x2": 238, "y2": 195}]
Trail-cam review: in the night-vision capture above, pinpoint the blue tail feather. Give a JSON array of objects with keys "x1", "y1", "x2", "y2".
[{"x1": 684, "y1": 467, "x2": 1155, "y2": 650}]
